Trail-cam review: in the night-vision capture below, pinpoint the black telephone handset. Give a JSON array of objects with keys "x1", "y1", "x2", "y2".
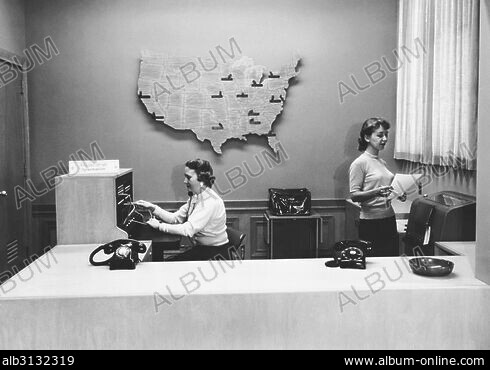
[
  {"x1": 89, "y1": 239, "x2": 147, "y2": 270},
  {"x1": 325, "y1": 240, "x2": 372, "y2": 269}
]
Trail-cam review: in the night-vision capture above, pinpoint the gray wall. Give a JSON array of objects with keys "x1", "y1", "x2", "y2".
[
  {"x1": 0, "y1": 0, "x2": 25, "y2": 55},
  {"x1": 477, "y1": 0, "x2": 490, "y2": 284},
  {"x1": 24, "y1": 0, "x2": 476, "y2": 205},
  {"x1": 25, "y1": 0, "x2": 401, "y2": 203}
]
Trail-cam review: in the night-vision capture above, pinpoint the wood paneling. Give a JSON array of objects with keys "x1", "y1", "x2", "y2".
[
  {"x1": 32, "y1": 199, "x2": 347, "y2": 260},
  {"x1": 345, "y1": 200, "x2": 360, "y2": 241},
  {"x1": 31, "y1": 204, "x2": 57, "y2": 258},
  {"x1": 250, "y1": 216, "x2": 269, "y2": 259}
]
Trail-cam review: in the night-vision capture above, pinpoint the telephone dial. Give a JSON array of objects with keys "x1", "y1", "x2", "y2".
[
  {"x1": 89, "y1": 239, "x2": 147, "y2": 270},
  {"x1": 325, "y1": 240, "x2": 372, "y2": 269}
]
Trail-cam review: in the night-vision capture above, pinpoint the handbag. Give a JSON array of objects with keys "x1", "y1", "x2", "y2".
[{"x1": 268, "y1": 188, "x2": 311, "y2": 216}]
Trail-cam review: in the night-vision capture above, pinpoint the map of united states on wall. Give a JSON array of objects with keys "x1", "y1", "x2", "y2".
[{"x1": 138, "y1": 50, "x2": 300, "y2": 154}]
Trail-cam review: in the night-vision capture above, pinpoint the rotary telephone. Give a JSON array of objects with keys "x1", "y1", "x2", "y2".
[
  {"x1": 325, "y1": 240, "x2": 372, "y2": 269},
  {"x1": 89, "y1": 239, "x2": 147, "y2": 270}
]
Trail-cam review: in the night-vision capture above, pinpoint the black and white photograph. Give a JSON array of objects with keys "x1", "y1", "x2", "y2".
[{"x1": 0, "y1": 0, "x2": 489, "y2": 356}]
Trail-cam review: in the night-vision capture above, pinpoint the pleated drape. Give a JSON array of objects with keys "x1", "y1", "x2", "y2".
[{"x1": 395, "y1": 0, "x2": 479, "y2": 170}]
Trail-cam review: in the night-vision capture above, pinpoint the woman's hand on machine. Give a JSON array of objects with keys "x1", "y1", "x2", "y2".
[
  {"x1": 146, "y1": 217, "x2": 160, "y2": 229},
  {"x1": 133, "y1": 200, "x2": 156, "y2": 212}
]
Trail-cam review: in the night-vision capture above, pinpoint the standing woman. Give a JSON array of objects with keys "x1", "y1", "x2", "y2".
[{"x1": 349, "y1": 117, "x2": 406, "y2": 257}]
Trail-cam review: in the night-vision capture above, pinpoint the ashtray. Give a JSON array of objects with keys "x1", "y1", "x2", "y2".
[{"x1": 408, "y1": 257, "x2": 454, "y2": 277}]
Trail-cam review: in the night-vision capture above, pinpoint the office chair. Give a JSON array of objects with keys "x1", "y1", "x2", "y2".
[{"x1": 226, "y1": 227, "x2": 246, "y2": 260}]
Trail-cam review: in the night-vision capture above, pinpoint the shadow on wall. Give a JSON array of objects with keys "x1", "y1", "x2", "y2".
[
  {"x1": 334, "y1": 122, "x2": 362, "y2": 199},
  {"x1": 170, "y1": 164, "x2": 188, "y2": 201}
]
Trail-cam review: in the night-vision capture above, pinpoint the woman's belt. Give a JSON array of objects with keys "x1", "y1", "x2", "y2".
[{"x1": 361, "y1": 201, "x2": 392, "y2": 209}]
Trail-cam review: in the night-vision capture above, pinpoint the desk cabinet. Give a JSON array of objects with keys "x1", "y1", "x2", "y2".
[
  {"x1": 264, "y1": 210, "x2": 322, "y2": 259},
  {"x1": 55, "y1": 169, "x2": 133, "y2": 245}
]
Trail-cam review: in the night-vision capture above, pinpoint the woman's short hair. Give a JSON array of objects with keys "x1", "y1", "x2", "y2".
[
  {"x1": 185, "y1": 159, "x2": 216, "y2": 188},
  {"x1": 357, "y1": 117, "x2": 391, "y2": 151}
]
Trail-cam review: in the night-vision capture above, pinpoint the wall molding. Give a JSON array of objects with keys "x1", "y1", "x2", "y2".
[
  {"x1": 32, "y1": 199, "x2": 347, "y2": 259},
  {"x1": 32, "y1": 198, "x2": 345, "y2": 214},
  {"x1": 249, "y1": 216, "x2": 269, "y2": 259}
]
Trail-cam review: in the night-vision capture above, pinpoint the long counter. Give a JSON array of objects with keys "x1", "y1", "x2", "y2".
[
  {"x1": 0, "y1": 244, "x2": 489, "y2": 350},
  {"x1": 435, "y1": 241, "x2": 476, "y2": 271}
]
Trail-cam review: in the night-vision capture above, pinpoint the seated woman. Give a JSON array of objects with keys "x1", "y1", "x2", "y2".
[{"x1": 134, "y1": 159, "x2": 229, "y2": 261}]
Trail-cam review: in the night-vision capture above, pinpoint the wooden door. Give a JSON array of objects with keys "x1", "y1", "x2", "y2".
[{"x1": 0, "y1": 58, "x2": 30, "y2": 284}]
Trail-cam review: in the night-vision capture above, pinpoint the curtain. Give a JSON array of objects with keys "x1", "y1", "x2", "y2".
[{"x1": 395, "y1": 0, "x2": 479, "y2": 170}]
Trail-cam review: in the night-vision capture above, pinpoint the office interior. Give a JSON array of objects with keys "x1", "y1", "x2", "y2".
[{"x1": 0, "y1": 0, "x2": 489, "y2": 350}]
